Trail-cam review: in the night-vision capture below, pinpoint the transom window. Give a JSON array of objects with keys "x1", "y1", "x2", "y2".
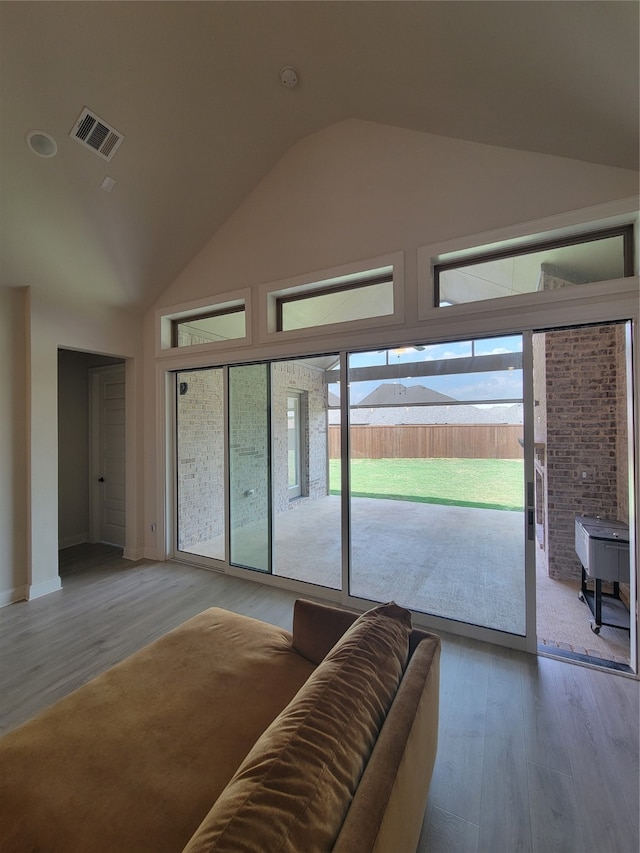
[
  {"x1": 434, "y1": 225, "x2": 633, "y2": 307},
  {"x1": 172, "y1": 305, "x2": 246, "y2": 348},
  {"x1": 276, "y1": 273, "x2": 394, "y2": 332}
]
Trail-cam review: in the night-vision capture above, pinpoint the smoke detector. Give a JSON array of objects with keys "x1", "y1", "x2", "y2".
[
  {"x1": 280, "y1": 66, "x2": 299, "y2": 88},
  {"x1": 69, "y1": 107, "x2": 124, "y2": 161}
]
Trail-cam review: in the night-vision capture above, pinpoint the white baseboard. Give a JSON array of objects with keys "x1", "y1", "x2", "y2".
[
  {"x1": 59, "y1": 533, "x2": 89, "y2": 550},
  {"x1": 123, "y1": 546, "x2": 144, "y2": 561},
  {"x1": 28, "y1": 577, "x2": 63, "y2": 600},
  {"x1": 0, "y1": 585, "x2": 29, "y2": 607},
  {"x1": 143, "y1": 545, "x2": 166, "y2": 562}
]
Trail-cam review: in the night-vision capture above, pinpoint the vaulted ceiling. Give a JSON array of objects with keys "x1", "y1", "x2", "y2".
[{"x1": 0, "y1": 1, "x2": 637, "y2": 312}]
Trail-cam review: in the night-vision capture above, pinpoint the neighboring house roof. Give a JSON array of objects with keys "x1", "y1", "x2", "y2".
[
  {"x1": 358, "y1": 383, "x2": 456, "y2": 406},
  {"x1": 328, "y1": 382, "x2": 523, "y2": 424},
  {"x1": 328, "y1": 404, "x2": 523, "y2": 426}
]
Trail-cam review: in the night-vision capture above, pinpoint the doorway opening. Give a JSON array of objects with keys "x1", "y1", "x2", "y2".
[
  {"x1": 57, "y1": 350, "x2": 126, "y2": 569},
  {"x1": 533, "y1": 321, "x2": 634, "y2": 670}
]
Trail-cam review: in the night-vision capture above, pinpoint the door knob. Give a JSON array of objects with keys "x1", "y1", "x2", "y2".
[{"x1": 98, "y1": 477, "x2": 105, "y2": 482}]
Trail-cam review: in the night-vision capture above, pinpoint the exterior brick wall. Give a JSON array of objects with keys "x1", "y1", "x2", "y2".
[
  {"x1": 271, "y1": 361, "x2": 328, "y2": 514},
  {"x1": 544, "y1": 325, "x2": 626, "y2": 580},
  {"x1": 177, "y1": 368, "x2": 224, "y2": 549},
  {"x1": 177, "y1": 360, "x2": 329, "y2": 551}
]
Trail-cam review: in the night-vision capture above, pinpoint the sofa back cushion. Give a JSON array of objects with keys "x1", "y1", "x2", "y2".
[{"x1": 183, "y1": 601, "x2": 412, "y2": 853}]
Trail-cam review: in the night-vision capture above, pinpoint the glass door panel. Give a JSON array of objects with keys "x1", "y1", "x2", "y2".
[
  {"x1": 176, "y1": 368, "x2": 225, "y2": 561},
  {"x1": 229, "y1": 364, "x2": 271, "y2": 572},
  {"x1": 271, "y1": 356, "x2": 342, "y2": 589},
  {"x1": 348, "y1": 336, "x2": 526, "y2": 635},
  {"x1": 533, "y1": 321, "x2": 635, "y2": 669}
]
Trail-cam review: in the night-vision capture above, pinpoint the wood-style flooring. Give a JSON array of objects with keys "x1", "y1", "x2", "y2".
[{"x1": 1, "y1": 545, "x2": 638, "y2": 853}]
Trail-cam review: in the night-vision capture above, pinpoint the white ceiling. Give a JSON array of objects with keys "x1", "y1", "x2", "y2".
[{"x1": 0, "y1": 1, "x2": 637, "y2": 312}]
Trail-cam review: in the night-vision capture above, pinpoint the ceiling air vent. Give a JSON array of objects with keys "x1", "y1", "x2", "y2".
[{"x1": 69, "y1": 107, "x2": 124, "y2": 161}]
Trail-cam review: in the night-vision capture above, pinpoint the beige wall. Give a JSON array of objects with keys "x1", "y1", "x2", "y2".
[
  {"x1": 0, "y1": 288, "x2": 28, "y2": 605},
  {"x1": 0, "y1": 287, "x2": 144, "y2": 605},
  {"x1": 156, "y1": 120, "x2": 637, "y2": 309}
]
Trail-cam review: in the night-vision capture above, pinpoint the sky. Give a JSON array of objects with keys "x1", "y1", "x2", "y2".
[{"x1": 332, "y1": 335, "x2": 523, "y2": 405}]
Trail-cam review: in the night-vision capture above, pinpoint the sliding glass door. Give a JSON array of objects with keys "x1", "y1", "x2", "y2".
[
  {"x1": 174, "y1": 343, "x2": 530, "y2": 633},
  {"x1": 174, "y1": 344, "x2": 528, "y2": 632},
  {"x1": 215, "y1": 356, "x2": 342, "y2": 584},
  {"x1": 173, "y1": 325, "x2": 635, "y2": 665},
  {"x1": 347, "y1": 337, "x2": 527, "y2": 634}
]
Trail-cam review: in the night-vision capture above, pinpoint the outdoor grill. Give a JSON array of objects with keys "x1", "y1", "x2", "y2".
[{"x1": 575, "y1": 515, "x2": 630, "y2": 634}]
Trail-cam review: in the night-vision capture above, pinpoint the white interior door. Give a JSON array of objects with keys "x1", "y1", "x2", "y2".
[{"x1": 91, "y1": 366, "x2": 126, "y2": 547}]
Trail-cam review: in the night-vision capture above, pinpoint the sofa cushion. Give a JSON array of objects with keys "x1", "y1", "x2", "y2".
[
  {"x1": 333, "y1": 633, "x2": 441, "y2": 853},
  {"x1": 183, "y1": 601, "x2": 412, "y2": 853},
  {"x1": 0, "y1": 608, "x2": 316, "y2": 853}
]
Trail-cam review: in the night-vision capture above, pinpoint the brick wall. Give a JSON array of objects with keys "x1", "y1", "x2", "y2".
[
  {"x1": 177, "y1": 368, "x2": 224, "y2": 549},
  {"x1": 176, "y1": 361, "x2": 329, "y2": 552},
  {"x1": 545, "y1": 325, "x2": 625, "y2": 580},
  {"x1": 271, "y1": 361, "x2": 328, "y2": 513}
]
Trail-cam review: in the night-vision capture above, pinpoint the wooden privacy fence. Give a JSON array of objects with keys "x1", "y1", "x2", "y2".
[{"x1": 328, "y1": 424, "x2": 523, "y2": 460}]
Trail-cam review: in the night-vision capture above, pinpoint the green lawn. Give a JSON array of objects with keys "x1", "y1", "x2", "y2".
[{"x1": 329, "y1": 457, "x2": 524, "y2": 512}]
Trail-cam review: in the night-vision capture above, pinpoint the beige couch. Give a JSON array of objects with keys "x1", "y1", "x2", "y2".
[{"x1": 0, "y1": 599, "x2": 440, "y2": 853}]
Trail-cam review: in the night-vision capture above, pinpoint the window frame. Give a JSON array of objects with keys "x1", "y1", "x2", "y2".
[
  {"x1": 275, "y1": 272, "x2": 394, "y2": 333},
  {"x1": 258, "y1": 252, "x2": 404, "y2": 344},
  {"x1": 433, "y1": 224, "x2": 634, "y2": 308}
]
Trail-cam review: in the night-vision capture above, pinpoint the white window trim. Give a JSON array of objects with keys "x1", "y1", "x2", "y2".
[
  {"x1": 417, "y1": 196, "x2": 639, "y2": 321},
  {"x1": 155, "y1": 288, "x2": 252, "y2": 358},
  {"x1": 257, "y1": 252, "x2": 405, "y2": 344}
]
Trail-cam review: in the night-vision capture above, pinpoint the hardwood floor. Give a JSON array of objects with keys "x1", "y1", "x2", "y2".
[
  {"x1": 418, "y1": 634, "x2": 639, "y2": 853},
  {"x1": 1, "y1": 545, "x2": 638, "y2": 853}
]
